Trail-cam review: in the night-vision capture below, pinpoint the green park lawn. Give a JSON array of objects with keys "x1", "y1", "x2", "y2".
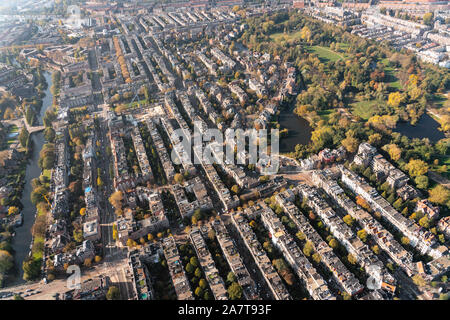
[
  {"x1": 269, "y1": 31, "x2": 302, "y2": 43},
  {"x1": 307, "y1": 45, "x2": 348, "y2": 63},
  {"x1": 317, "y1": 109, "x2": 335, "y2": 121},
  {"x1": 350, "y1": 100, "x2": 379, "y2": 120},
  {"x1": 381, "y1": 58, "x2": 402, "y2": 90},
  {"x1": 270, "y1": 32, "x2": 349, "y2": 62}
]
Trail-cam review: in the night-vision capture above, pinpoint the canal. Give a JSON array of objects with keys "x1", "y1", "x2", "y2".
[
  {"x1": 278, "y1": 104, "x2": 313, "y2": 153},
  {"x1": 394, "y1": 112, "x2": 445, "y2": 143},
  {"x1": 8, "y1": 71, "x2": 53, "y2": 286}
]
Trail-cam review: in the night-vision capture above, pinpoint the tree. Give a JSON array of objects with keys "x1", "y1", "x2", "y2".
[
  {"x1": 190, "y1": 256, "x2": 199, "y2": 267},
  {"x1": 363, "y1": 167, "x2": 372, "y2": 179},
  {"x1": 412, "y1": 274, "x2": 426, "y2": 287},
  {"x1": 419, "y1": 216, "x2": 430, "y2": 228},
  {"x1": 356, "y1": 196, "x2": 371, "y2": 211},
  {"x1": 368, "y1": 133, "x2": 382, "y2": 146},
  {"x1": 126, "y1": 238, "x2": 135, "y2": 248},
  {"x1": 95, "y1": 255, "x2": 102, "y2": 263},
  {"x1": 439, "y1": 293, "x2": 449, "y2": 300},
  {"x1": 109, "y1": 191, "x2": 123, "y2": 215},
  {"x1": 84, "y1": 258, "x2": 92, "y2": 267},
  {"x1": 341, "y1": 135, "x2": 359, "y2": 153},
  {"x1": 329, "y1": 238, "x2": 339, "y2": 249},
  {"x1": 415, "y1": 175, "x2": 429, "y2": 189},
  {"x1": 386, "y1": 144, "x2": 402, "y2": 161},
  {"x1": 13, "y1": 294, "x2": 24, "y2": 300},
  {"x1": 199, "y1": 279, "x2": 207, "y2": 290},
  {"x1": 296, "y1": 231, "x2": 306, "y2": 241},
  {"x1": 231, "y1": 185, "x2": 240, "y2": 194},
  {"x1": 303, "y1": 241, "x2": 314, "y2": 257},
  {"x1": 343, "y1": 214, "x2": 355, "y2": 227},
  {"x1": 300, "y1": 26, "x2": 311, "y2": 42},
  {"x1": 428, "y1": 185, "x2": 450, "y2": 207},
  {"x1": 228, "y1": 282, "x2": 243, "y2": 300},
  {"x1": 44, "y1": 127, "x2": 55, "y2": 142},
  {"x1": 372, "y1": 245, "x2": 380, "y2": 255},
  {"x1": 393, "y1": 198, "x2": 403, "y2": 210},
  {"x1": 106, "y1": 286, "x2": 120, "y2": 300},
  {"x1": 194, "y1": 267, "x2": 202, "y2": 278},
  {"x1": 0, "y1": 250, "x2": 14, "y2": 273},
  {"x1": 312, "y1": 252, "x2": 321, "y2": 264},
  {"x1": 347, "y1": 254, "x2": 357, "y2": 265},
  {"x1": 357, "y1": 229, "x2": 368, "y2": 242},
  {"x1": 207, "y1": 229, "x2": 216, "y2": 241},
  {"x1": 342, "y1": 292, "x2": 351, "y2": 300},
  {"x1": 79, "y1": 207, "x2": 86, "y2": 216},
  {"x1": 193, "y1": 209, "x2": 202, "y2": 222},
  {"x1": 174, "y1": 173, "x2": 184, "y2": 184},
  {"x1": 185, "y1": 262, "x2": 194, "y2": 274},
  {"x1": 97, "y1": 177, "x2": 103, "y2": 188},
  {"x1": 423, "y1": 12, "x2": 434, "y2": 26},
  {"x1": 387, "y1": 92, "x2": 405, "y2": 108},
  {"x1": 19, "y1": 127, "x2": 29, "y2": 148},
  {"x1": 227, "y1": 272, "x2": 237, "y2": 283},
  {"x1": 8, "y1": 206, "x2": 19, "y2": 216},
  {"x1": 401, "y1": 236, "x2": 410, "y2": 245},
  {"x1": 22, "y1": 257, "x2": 42, "y2": 281},
  {"x1": 194, "y1": 287, "x2": 203, "y2": 297},
  {"x1": 406, "y1": 159, "x2": 428, "y2": 177}
]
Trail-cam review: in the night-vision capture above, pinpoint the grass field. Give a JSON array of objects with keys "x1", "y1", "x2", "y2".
[
  {"x1": 307, "y1": 46, "x2": 348, "y2": 63},
  {"x1": 32, "y1": 236, "x2": 45, "y2": 260},
  {"x1": 431, "y1": 93, "x2": 448, "y2": 109},
  {"x1": 432, "y1": 155, "x2": 450, "y2": 179},
  {"x1": 317, "y1": 109, "x2": 335, "y2": 121},
  {"x1": 350, "y1": 100, "x2": 379, "y2": 120},
  {"x1": 381, "y1": 58, "x2": 402, "y2": 90},
  {"x1": 269, "y1": 32, "x2": 349, "y2": 62},
  {"x1": 42, "y1": 169, "x2": 51, "y2": 180},
  {"x1": 269, "y1": 31, "x2": 303, "y2": 43}
]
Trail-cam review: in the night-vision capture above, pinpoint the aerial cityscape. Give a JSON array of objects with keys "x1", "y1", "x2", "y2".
[{"x1": 0, "y1": 0, "x2": 449, "y2": 304}]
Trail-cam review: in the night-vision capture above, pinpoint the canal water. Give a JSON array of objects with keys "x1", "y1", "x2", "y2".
[
  {"x1": 7, "y1": 72, "x2": 52, "y2": 286},
  {"x1": 278, "y1": 104, "x2": 313, "y2": 153},
  {"x1": 394, "y1": 113, "x2": 445, "y2": 143}
]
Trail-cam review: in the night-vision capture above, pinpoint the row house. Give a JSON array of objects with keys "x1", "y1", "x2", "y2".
[
  {"x1": 275, "y1": 190, "x2": 364, "y2": 296},
  {"x1": 212, "y1": 218, "x2": 259, "y2": 300},
  {"x1": 186, "y1": 177, "x2": 213, "y2": 210},
  {"x1": 312, "y1": 169, "x2": 414, "y2": 275},
  {"x1": 128, "y1": 249, "x2": 155, "y2": 300},
  {"x1": 296, "y1": 183, "x2": 397, "y2": 293},
  {"x1": 339, "y1": 166, "x2": 437, "y2": 257},
  {"x1": 117, "y1": 191, "x2": 169, "y2": 246},
  {"x1": 146, "y1": 119, "x2": 176, "y2": 182},
  {"x1": 197, "y1": 51, "x2": 218, "y2": 75},
  {"x1": 190, "y1": 227, "x2": 228, "y2": 300},
  {"x1": 354, "y1": 142, "x2": 409, "y2": 189},
  {"x1": 259, "y1": 203, "x2": 336, "y2": 300},
  {"x1": 210, "y1": 47, "x2": 236, "y2": 69},
  {"x1": 109, "y1": 130, "x2": 135, "y2": 191},
  {"x1": 162, "y1": 236, "x2": 195, "y2": 300},
  {"x1": 172, "y1": 183, "x2": 200, "y2": 218},
  {"x1": 228, "y1": 82, "x2": 248, "y2": 104},
  {"x1": 131, "y1": 125, "x2": 154, "y2": 182},
  {"x1": 231, "y1": 211, "x2": 291, "y2": 300}
]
